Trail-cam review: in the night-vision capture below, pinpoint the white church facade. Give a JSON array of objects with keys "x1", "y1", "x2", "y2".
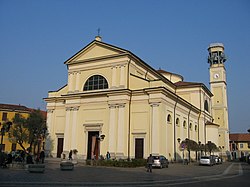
[{"x1": 44, "y1": 36, "x2": 229, "y2": 161}]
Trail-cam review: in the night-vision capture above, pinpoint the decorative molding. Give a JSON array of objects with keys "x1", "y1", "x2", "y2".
[
  {"x1": 82, "y1": 123, "x2": 103, "y2": 133},
  {"x1": 65, "y1": 106, "x2": 80, "y2": 111},
  {"x1": 150, "y1": 103, "x2": 160, "y2": 107},
  {"x1": 47, "y1": 109, "x2": 54, "y2": 113}
]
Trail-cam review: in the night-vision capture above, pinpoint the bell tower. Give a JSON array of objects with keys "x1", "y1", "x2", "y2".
[{"x1": 208, "y1": 43, "x2": 229, "y2": 154}]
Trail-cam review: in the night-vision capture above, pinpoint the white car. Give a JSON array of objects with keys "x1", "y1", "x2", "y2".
[{"x1": 199, "y1": 156, "x2": 214, "y2": 166}]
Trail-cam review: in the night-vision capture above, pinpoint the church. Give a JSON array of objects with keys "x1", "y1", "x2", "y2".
[{"x1": 44, "y1": 36, "x2": 229, "y2": 161}]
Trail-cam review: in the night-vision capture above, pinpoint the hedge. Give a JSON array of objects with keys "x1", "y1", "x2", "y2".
[{"x1": 86, "y1": 159, "x2": 147, "y2": 167}]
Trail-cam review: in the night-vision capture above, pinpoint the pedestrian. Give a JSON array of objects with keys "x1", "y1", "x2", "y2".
[
  {"x1": 147, "y1": 154, "x2": 154, "y2": 173},
  {"x1": 26, "y1": 153, "x2": 34, "y2": 164},
  {"x1": 68, "y1": 150, "x2": 72, "y2": 160},
  {"x1": 106, "y1": 151, "x2": 110, "y2": 160},
  {"x1": 40, "y1": 150, "x2": 45, "y2": 163}
]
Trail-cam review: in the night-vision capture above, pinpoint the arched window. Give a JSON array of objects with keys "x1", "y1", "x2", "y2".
[
  {"x1": 195, "y1": 125, "x2": 197, "y2": 131},
  {"x1": 83, "y1": 75, "x2": 108, "y2": 91},
  {"x1": 204, "y1": 100, "x2": 209, "y2": 112},
  {"x1": 176, "y1": 118, "x2": 180, "y2": 126},
  {"x1": 167, "y1": 114, "x2": 172, "y2": 123},
  {"x1": 189, "y1": 123, "x2": 192, "y2": 130},
  {"x1": 183, "y1": 121, "x2": 186, "y2": 129}
]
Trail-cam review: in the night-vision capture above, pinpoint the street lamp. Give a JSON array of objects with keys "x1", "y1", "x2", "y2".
[
  {"x1": 177, "y1": 138, "x2": 181, "y2": 162},
  {"x1": 198, "y1": 141, "x2": 201, "y2": 160}
]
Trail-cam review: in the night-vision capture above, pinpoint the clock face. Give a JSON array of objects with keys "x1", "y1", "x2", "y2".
[{"x1": 214, "y1": 73, "x2": 220, "y2": 79}]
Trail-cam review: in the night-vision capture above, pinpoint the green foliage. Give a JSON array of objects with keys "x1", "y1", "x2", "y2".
[
  {"x1": 8, "y1": 114, "x2": 28, "y2": 151},
  {"x1": 181, "y1": 139, "x2": 199, "y2": 151},
  {"x1": 206, "y1": 141, "x2": 218, "y2": 154},
  {"x1": 86, "y1": 159, "x2": 147, "y2": 167},
  {"x1": 26, "y1": 109, "x2": 47, "y2": 145},
  {"x1": 8, "y1": 109, "x2": 47, "y2": 153}
]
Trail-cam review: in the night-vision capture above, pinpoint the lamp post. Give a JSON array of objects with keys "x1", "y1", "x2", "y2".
[
  {"x1": 198, "y1": 141, "x2": 201, "y2": 160},
  {"x1": 177, "y1": 138, "x2": 181, "y2": 162}
]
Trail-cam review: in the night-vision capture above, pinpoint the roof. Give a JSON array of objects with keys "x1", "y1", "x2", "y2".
[
  {"x1": 64, "y1": 39, "x2": 177, "y2": 89},
  {"x1": 205, "y1": 121, "x2": 219, "y2": 127},
  {"x1": 175, "y1": 81, "x2": 213, "y2": 97},
  {"x1": 229, "y1": 134, "x2": 250, "y2": 142},
  {"x1": 0, "y1": 103, "x2": 30, "y2": 112},
  {"x1": 157, "y1": 69, "x2": 184, "y2": 80},
  {"x1": 0, "y1": 103, "x2": 47, "y2": 118}
]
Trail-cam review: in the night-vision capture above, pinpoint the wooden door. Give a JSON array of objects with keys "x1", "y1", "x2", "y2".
[
  {"x1": 57, "y1": 138, "x2": 64, "y2": 158},
  {"x1": 135, "y1": 138, "x2": 144, "y2": 159}
]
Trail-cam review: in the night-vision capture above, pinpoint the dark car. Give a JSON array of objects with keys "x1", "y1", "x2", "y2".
[{"x1": 152, "y1": 155, "x2": 169, "y2": 168}]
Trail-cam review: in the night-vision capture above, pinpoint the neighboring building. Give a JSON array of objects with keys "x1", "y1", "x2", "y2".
[
  {"x1": 229, "y1": 133, "x2": 250, "y2": 160},
  {"x1": 44, "y1": 36, "x2": 230, "y2": 161},
  {"x1": 0, "y1": 103, "x2": 46, "y2": 153},
  {"x1": 0, "y1": 103, "x2": 31, "y2": 152}
]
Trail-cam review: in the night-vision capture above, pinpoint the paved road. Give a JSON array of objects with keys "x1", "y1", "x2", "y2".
[{"x1": 0, "y1": 159, "x2": 249, "y2": 186}]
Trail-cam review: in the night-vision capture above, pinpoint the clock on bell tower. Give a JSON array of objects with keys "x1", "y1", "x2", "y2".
[{"x1": 208, "y1": 43, "x2": 229, "y2": 153}]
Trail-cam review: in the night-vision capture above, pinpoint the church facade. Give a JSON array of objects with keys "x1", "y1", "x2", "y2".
[{"x1": 44, "y1": 36, "x2": 229, "y2": 161}]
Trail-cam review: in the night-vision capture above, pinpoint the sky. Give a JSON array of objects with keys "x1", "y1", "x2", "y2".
[{"x1": 0, "y1": 0, "x2": 249, "y2": 133}]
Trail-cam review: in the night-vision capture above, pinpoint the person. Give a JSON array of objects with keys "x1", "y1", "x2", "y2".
[
  {"x1": 147, "y1": 154, "x2": 154, "y2": 173},
  {"x1": 40, "y1": 150, "x2": 45, "y2": 163},
  {"x1": 106, "y1": 151, "x2": 110, "y2": 160},
  {"x1": 26, "y1": 153, "x2": 34, "y2": 164},
  {"x1": 68, "y1": 150, "x2": 72, "y2": 160}
]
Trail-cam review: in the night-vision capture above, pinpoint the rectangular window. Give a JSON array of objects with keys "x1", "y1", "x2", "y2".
[
  {"x1": 2, "y1": 112, "x2": 7, "y2": 121},
  {"x1": 240, "y1": 143, "x2": 243, "y2": 149}
]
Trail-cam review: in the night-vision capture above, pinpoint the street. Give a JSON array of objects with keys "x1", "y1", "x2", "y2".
[{"x1": 0, "y1": 159, "x2": 249, "y2": 186}]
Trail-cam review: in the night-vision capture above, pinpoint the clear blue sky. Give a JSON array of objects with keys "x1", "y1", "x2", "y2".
[{"x1": 0, "y1": 0, "x2": 249, "y2": 133}]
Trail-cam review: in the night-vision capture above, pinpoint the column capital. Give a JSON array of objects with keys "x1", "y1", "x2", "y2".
[
  {"x1": 108, "y1": 104, "x2": 117, "y2": 109},
  {"x1": 72, "y1": 106, "x2": 80, "y2": 111},
  {"x1": 47, "y1": 109, "x2": 54, "y2": 113},
  {"x1": 118, "y1": 104, "x2": 125, "y2": 108},
  {"x1": 150, "y1": 103, "x2": 160, "y2": 107}
]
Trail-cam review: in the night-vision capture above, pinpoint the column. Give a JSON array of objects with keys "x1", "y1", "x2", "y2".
[
  {"x1": 151, "y1": 103, "x2": 160, "y2": 155},
  {"x1": 108, "y1": 104, "x2": 116, "y2": 157},
  {"x1": 45, "y1": 109, "x2": 54, "y2": 153},
  {"x1": 75, "y1": 71, "x2": 81, "y2": 92},
  {"x1": 116, "y1": 104, "x2": 125, "y2": 158},
  {"x1": 63, "y1": 107, "x2": 71, "y2": 151},
  {"x1": 46, "y1": 109, "x2": 54, "y2": 135},
  {"x1": 119, "y1": 65, "x2": 125, "y2": 88},
  {"x1": 71, "y1": 106, "x2": 79, "y2": 150},
  {"x1": 111, "y1": 66, "x2": 117, "y2": 88}
]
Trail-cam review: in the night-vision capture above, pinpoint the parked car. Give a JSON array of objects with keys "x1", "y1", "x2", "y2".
[
  {"x1": 213, "y1": 155, "x2": 222, "y2": 164},
  {"x1": 152, "y1": 155, "x2": 169, "y2": 168},
  {"x1": 199, "y1": 156, "x2": 214, "y2": 166}
]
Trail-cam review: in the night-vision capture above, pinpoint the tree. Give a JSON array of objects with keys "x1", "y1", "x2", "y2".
[
  {"x1": 8, "y1": 109, "x2": 47, "y2": 154},
  {"x1": 180, "y1": 138, "x2": 198, "y2": 162},
  {"x1": 26, "y1": 109, "x2": 47, "y2": 155},
  {"x1": 8, "y1": 113, "x2": 29, "y2": 151},
  {"x1": 206, "y1": 141, "x2": 218, "y2": 155}
]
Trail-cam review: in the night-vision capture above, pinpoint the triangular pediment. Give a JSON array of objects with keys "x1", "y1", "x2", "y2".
[{"x1": 65, "y1": 40, "x2": 129, "y2": 64}]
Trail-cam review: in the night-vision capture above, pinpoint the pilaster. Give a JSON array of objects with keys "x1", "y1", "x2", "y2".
[{"x1": 150, "y1": 103, "x2": 160, "y2": 155}]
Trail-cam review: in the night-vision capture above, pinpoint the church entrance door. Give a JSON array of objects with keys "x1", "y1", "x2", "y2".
[{"x1": 87, "y1": 131, "x2": 99, "y2": 160}]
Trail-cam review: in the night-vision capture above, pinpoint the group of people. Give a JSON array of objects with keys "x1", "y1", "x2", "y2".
[{"x1": 0, "y1": 149, "x2": 46, "y2": 168}]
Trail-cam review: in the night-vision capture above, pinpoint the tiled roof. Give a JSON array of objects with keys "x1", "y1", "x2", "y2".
[
  {"x1": 229, "y1": 134, "x2": 250, "y2": 142},
  {"x1": 205, "y1": 121, "x2": 219, "y2": 127},
  {"x1": 0, "y1": 103, "x2": 30, "y2": 112},
  {"x1": 0, "y1": 103, "x2": 47, "y2": 118},
  {"x1": 175, "y1": 81, "x2": 202, "y2": 87}
]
